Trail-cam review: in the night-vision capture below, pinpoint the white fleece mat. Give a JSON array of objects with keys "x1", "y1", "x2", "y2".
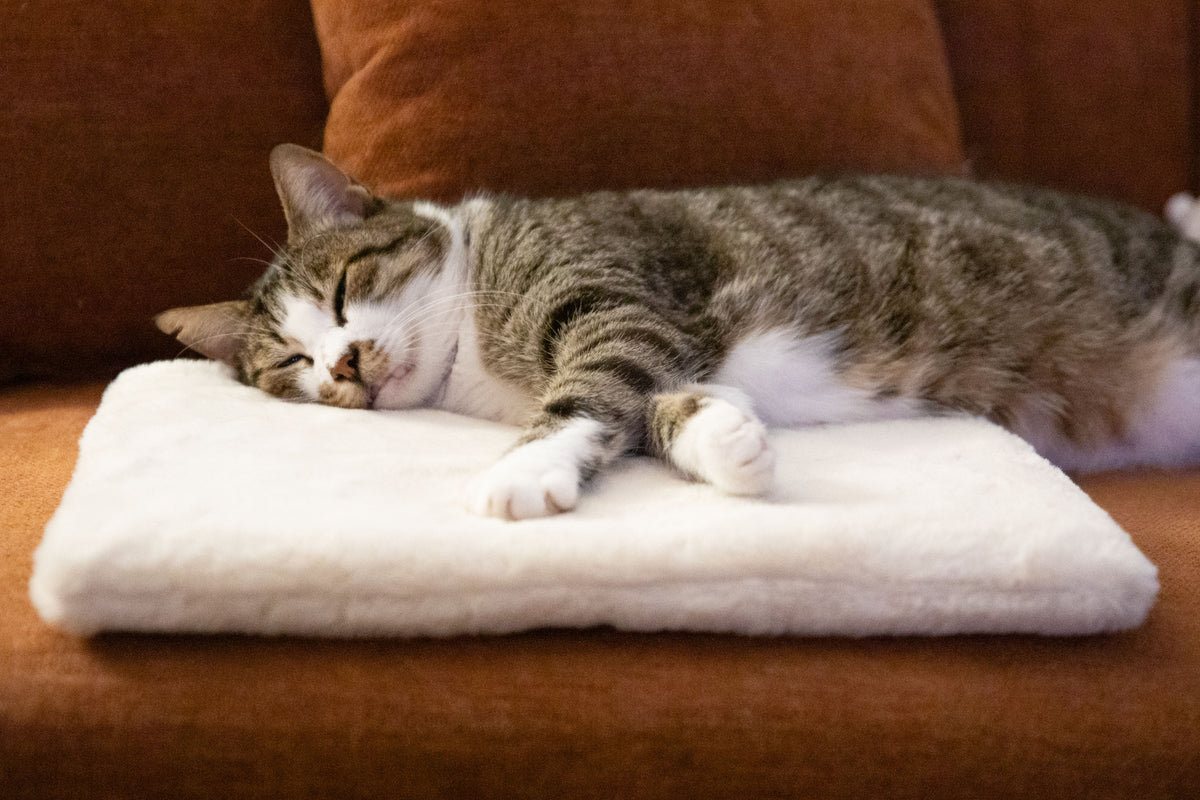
[{"x1": 30, "y1": 360, "x2": 1158, "y2": 637}]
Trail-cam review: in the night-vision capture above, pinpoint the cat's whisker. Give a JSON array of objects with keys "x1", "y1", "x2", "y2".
[
  {"x1": 232, "y1": 217, "x2": 285, "y2": 260},
  {"x1": 374, "y1": 299, "x2": 522, "y2": 341},
  {"x1": 372, "y1": 305, "x2": 518, "y2": 351},
  {"x1": 169, "y1": 331, "x2": 245, "y2": 361},
  {"x1": 229, "y1": 256, "x2": 280, "y2": 270},
  {"x1": 371, "y1": 290, "x2": 525, "y2": 339}
]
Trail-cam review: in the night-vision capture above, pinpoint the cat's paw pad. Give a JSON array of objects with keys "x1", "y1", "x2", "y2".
[
  {"x1": 466, "y1": 462, "x2": 580, "y2": 520},
  {"x1": 674, "y1": 399, "x2": 775, "y2": 496}
]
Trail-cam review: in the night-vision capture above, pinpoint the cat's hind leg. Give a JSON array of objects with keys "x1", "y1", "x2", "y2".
[{"x1": 650, "y1": 385, "x2": 776, "y2": 496}]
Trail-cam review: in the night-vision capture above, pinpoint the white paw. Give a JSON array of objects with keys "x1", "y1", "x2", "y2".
[
  {"x1": 464, "y1": 422, "x2": 600, "y2": 520},
  {"x1": 672, "y1": 399, "x2": 775, "y2": 496},
  {"x1": 466, "y1": 461, "x2": 581, "y2": 520}
]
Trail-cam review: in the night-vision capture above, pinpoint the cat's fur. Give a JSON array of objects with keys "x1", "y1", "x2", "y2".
[{"x1": 159, "y1": 144, "x2": 1200, "y2": 519}]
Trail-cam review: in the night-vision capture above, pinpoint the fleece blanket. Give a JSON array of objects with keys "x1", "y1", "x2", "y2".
[{"x1": 30, "y1": 360, "x2": 1158, "y2": 637}]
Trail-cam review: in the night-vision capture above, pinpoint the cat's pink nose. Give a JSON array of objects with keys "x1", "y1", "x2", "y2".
[{"x1": 332, "y1": 348, "x2": 359, "y2": 382}]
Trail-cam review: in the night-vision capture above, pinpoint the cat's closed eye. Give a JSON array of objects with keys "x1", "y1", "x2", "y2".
[{"x1": 276, "y1": 354, "x2": 312, "y2": 369}]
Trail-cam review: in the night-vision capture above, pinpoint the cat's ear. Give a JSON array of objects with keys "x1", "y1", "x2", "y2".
[
  {"x1": 269, "y1": 144, "x2": 377, "y2": 244},
  {"x1": 155, "y1": 301, "x2": 249, "y2": 366}
]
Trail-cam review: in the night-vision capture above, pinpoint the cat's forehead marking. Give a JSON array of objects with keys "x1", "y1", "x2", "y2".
[{"x1": 279, "y1": 293, "x2": 332, "y2": 348}]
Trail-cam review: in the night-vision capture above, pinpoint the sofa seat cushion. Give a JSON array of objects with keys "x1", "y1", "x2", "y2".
[{"x1": 3, "y1": 382, "x2": 1199, "y2": 798}]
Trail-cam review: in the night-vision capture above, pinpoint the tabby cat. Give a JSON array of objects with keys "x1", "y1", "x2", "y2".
[{"x1": 158, "y1": 144, "x2": 1200, "y2": 520}]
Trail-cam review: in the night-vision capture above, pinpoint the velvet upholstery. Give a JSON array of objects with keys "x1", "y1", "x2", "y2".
[
  {"x1": 934, "y1": 0, "x2": 1194, "y2": 211},
  {"x1": 315, "y1": 0, "x2": 965, "y2": 201},
  {"x1": 0, "y1": 0, "x2": 327, "y2": 384}
]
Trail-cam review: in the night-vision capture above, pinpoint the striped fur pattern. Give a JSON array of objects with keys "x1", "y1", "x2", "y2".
[{"x1": 158, "y1": 145, "x2": 1200, "y2": 519}]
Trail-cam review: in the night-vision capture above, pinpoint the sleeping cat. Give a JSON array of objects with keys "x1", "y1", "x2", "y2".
[{"x1": 158, "y1": 144, "x2": 1200, "y2": 520}]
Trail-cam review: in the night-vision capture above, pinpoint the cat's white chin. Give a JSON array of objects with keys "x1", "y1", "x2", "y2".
[{"x1": 368, "y1": 362, "x2": 417, "y2": 409}]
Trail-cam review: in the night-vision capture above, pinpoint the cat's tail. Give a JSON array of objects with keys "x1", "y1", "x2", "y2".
[{"x1": 1165, "y1": 192, "x2": 1200, "y2": 242}]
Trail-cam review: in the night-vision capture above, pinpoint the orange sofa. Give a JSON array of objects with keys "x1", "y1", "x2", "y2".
[{"x1": 3, "y1": 1, "x2": 1199, "y2": 796}]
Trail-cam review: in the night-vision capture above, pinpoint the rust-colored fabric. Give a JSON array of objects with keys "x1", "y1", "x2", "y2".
[
  {"x1": 3, "y1": 383, "x2": 1199, "y2": 798},
  {"x1": 5, "y1": 1, "x2": 1200, "y2": 796},
  {"x1": 934, "y1": 0, "x2": 1196, "y2": 211},
  {"x1": 314, "y1": 0, "x2": 966, "y2": 203},
  {"x1": 0, "y1": 0, "x2": 328, "y2": 385}
]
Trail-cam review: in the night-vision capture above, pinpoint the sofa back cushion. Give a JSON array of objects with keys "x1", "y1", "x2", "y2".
[
  {"x1": 314, "y1": 0, "x2": 966, "y2": 202},
  {"x1": 934, "y1": 0, "x2": 1195, "y2": 212},
  {"x1": 0, "y1": 0, "x2": 327, "y2": 384}
]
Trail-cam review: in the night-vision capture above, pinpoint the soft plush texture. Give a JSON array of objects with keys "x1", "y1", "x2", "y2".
[
  {"x1": 30, "y1": 360, "x2": 1157, "y2": 638},
  {"x1": 314, "y1": 0, "x2": 965, "y2": 202}
]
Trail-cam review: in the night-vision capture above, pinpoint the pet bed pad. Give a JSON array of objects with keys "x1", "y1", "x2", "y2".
[{"x1": 30, "y1": 360, "x2": 1159, "y2": 637}]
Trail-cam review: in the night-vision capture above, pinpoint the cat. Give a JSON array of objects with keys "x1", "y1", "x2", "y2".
[{"x1": 158, "y1": 143, "x2": 1200, "y2": 520}]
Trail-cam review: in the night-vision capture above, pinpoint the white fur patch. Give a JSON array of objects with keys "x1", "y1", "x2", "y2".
[
  {"x1": 278, "y1": 294, "x2": 335, "y2": 399},
  {"x1": 356, "y1": 270, "x2": 462, "y2": 409},
  {"x1": 435, "y1": 312, "x2": 535, "y2": 424},
  {"x1": 416, "y1": 199, "x2": 534, "y2": 422},
  {"x1": 668, "y1": 394, "x2": 775, "y2": 495},
  {"x1": 466, "y1": 417, "x2": 602, "y2": 520},
  {"x1": 1165, "y1": 192, "x2": 1200, "y2": 241},
  {"x1": 1028, "y1": 356, "x2": 1200, "y2": 472},
  {"x1": 357, "y1": 202, "x2": 474, "y2": 409},
  {"x1": 413, "y1": 200, "x2": 456, "y2": 232},
  {"x1": 714, "y1": 329, "x2": 921, "y2": 426}
]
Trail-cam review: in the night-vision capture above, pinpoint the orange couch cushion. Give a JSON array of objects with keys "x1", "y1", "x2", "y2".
[
  {"x1": 0, "y1": 0, "x2": 327, "y2": 384},
  {"x1": 3, "y1": 383, "x2": 1199, "y2": 797},
  {"x1": 314, "y1": 0, "x2": 965, "y2": 202}
]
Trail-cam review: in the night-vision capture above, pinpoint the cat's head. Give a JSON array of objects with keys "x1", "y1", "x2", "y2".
[{"x1": 157, "y1": 144, "x2": 467, "y2": 410}]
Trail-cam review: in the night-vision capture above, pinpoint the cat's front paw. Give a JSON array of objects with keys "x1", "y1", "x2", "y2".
[
  {"x1": 671, "y1": 398, "x2": 776, "y2": 496},
  {"x1": 467, "y1": 418, "x2": 602, "y2": 520},
  {"x1": 466, "y1": 461, "x2": 581, "y2": 520}
]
